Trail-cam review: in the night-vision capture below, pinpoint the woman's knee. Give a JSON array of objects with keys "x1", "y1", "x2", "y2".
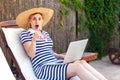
[
  {"x1": 79, "y1": 60, "x2": 88, "y2": 65},
  {"x1": 69, "y1": 61, "x2": 83, "y2": 72},
  {"x1": 67, "y1": 61, "x2": 82, "y2": 78}
]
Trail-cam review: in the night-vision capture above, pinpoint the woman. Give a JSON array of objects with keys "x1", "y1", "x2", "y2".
[{"x1": 16, "y1": 7, "x2": 107, "y2": 80}]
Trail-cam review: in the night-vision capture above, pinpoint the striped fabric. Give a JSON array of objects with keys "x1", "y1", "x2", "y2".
[{"x1": 20, "y1": 29, "x2": 68, "y2": 80}]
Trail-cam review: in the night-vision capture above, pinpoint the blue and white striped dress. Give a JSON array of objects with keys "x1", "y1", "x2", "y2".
[{"x1": 20, "y1": 29, "x2": 69, "y2": 80}]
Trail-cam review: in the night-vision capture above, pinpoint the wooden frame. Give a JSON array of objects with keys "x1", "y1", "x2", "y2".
[
  {"x1": 0, "y1": 20, "x2": 25, "y2": 79},
  {"x1": 0, "y1": 20, "x2": 98, "y2": 80}
]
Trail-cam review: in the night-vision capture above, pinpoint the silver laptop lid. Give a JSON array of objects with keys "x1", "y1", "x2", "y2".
[{"x1": 64, "y1": 39, "x2": 88, "y2": 63}]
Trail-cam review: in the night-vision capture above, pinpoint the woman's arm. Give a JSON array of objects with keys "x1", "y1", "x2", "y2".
[
  {"x1": 23, "y1": 32, "x2": 41, "y2": 58},
  {"x1": 54, "y1": 52, "x2": 65, "y2": 60},
  {"x1": 23, "y1": 39, "x2": 36, "y2": 58}
]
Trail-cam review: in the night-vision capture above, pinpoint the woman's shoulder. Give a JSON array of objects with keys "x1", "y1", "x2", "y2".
[
  {"x1": 21, "y1": 29, "x2": 29, "y2": 33},
  {"x1": 20, "y1": 29, "x2": 31, "y2": 37},
  {"x1": 21, "y1": 29, "x2": 30, "y2": 34}
]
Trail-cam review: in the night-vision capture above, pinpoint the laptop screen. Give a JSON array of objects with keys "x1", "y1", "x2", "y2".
[{"x1": 63, "y1": 39, "x2": 88, "y2": 63}]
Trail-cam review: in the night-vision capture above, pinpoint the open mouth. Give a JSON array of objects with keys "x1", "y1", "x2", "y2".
[{"x1": 35, "y1": 25, "x2": 39, "y2": 29}]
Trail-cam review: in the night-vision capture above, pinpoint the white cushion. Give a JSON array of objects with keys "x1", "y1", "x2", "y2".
[
  {"x1": 0, "y1": 47, "x2": 16, "y2": 80},
  {"x1": 2, "y1": 28, "x2": 38, "y2": 80}
]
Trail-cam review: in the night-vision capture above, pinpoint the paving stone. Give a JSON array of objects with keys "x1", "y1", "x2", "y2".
[{"x1": 90, "y1": 56, "x2": 120, "y2": 80}]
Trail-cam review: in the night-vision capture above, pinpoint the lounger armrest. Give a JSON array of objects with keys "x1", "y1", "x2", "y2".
[{"x1": 0, "y1": 20, "x2": 16, "y2": 27}]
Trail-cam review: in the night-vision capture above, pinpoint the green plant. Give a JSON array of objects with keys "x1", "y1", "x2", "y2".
[
  {"x1": 85, "y1": 0, "x2": 120, "y2": 59},
  {"x1": 57, "y1": 3, "x2": 70, "y2": 28},
  {"x1": 59, "y1": 0, "x2": 87, "y2": 35},
  {"x1": 59, "y1": 0, "x2": 120, "y2": 59}
]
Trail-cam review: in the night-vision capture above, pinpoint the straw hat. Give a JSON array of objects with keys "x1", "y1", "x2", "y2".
[{"x1": 16, "y1": 7, "x2": 54, "y2": 29}]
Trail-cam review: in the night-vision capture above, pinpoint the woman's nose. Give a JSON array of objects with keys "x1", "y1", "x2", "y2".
[{"x1": 36, "y1": 19, "x2": 39, "y2": 24}]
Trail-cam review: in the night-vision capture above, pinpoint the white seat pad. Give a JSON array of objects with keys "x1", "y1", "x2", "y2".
[{"x1": 0, "y1": 47, "x2": 16, "y2": 80}]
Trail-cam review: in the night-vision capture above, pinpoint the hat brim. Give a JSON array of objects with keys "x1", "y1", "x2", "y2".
[{"x1": 16, "y1": 7, "x2": 54, "y2": 29}]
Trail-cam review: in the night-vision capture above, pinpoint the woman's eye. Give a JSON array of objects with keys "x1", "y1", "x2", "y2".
[
  {"x1": 38, "y1": 18, "x2": 41, "y2": 20},
  {"x1": 33, "y1": 17, "x2": 36, "y2": 20},
  {"x1": 32, "y1": 17, "x2": 41, "y2": 21}
]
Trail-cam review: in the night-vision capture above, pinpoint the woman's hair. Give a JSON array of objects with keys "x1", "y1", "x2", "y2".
[{"x1": 28, "y1": 12, "x2": 43, "y2": 19}]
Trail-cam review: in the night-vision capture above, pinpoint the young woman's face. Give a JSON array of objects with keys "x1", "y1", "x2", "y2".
[{"x1": 29, "y1": 13, "x2": 43, "y2": 30}]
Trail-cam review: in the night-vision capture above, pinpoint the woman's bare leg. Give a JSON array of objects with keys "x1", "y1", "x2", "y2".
[
  {"x1": 67, "y1": 61, "x2": 99, "y2": 80},
  {"x1": 80, "y1": 60, "x2": 107, "y2": 80}
]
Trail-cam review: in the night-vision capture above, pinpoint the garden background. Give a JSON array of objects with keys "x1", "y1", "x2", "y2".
[{"x1": 0, "y1": 0, "x2": 120, "y2": 59}]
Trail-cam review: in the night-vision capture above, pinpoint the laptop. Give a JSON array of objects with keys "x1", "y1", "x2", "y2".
[
  {"x1": 63, "y1": 39, "x2": 88, "y2": 63},
  {"x1": 46, "y1": 39, "x2": 88, "y2": 65}
]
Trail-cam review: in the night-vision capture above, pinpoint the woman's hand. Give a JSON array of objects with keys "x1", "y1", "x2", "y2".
[
  {"x1": 54, "y1": 52, "x2": 65, "y2": 60},
  {"x1": 32, "y1": 31, "x2": 42, "y2": 41}
]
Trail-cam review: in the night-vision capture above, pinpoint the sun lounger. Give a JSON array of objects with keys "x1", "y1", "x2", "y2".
[{"x1": 0, "y1": 20, "x2": 98, "y2": 80}]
